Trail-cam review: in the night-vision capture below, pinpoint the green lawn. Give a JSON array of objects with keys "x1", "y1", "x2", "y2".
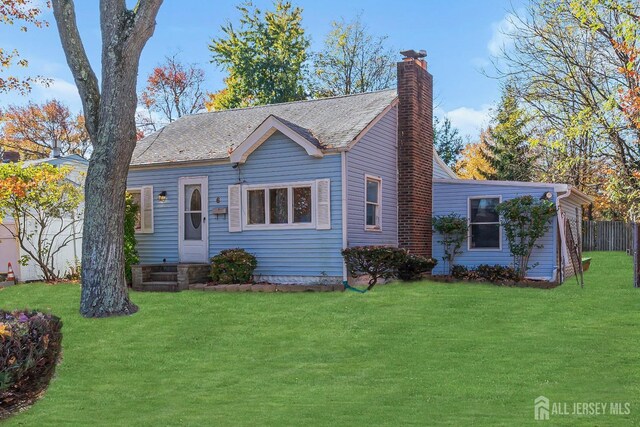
[{"x1": 1, "y1": 252, "x2": 639, "y2": 426}]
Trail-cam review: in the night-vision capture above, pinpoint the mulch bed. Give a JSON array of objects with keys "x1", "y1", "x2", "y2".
[
  {"x1": 189, "y1": 283, "x2": 345, "y2": 292},
  {"x1": 429, "y1": 275, "x2": 561, "y2": 289}
]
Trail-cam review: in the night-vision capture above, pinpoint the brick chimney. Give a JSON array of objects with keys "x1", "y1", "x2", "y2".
[
  {"x1": 2, "y1": 151, "x2": 20, "y2": 163},
  {"x1": 396, "y1": 50, "x2": 433, "y2": 258}
]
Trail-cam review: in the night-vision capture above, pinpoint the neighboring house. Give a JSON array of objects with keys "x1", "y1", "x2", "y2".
[
  {"x1": 128, "y1": 52, "x2": 591, "y2": 288},
  {"x1": 0, "y1": 153, "x2": 87, "y2": 282}
]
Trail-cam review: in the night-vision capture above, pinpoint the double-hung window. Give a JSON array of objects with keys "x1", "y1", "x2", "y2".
[
  {"x1": 468, "y1": 196, "x2": 501, "y2": 250},
  {"x1": 365, "y1": 175, "x2": 382, "y2": 230},
  {"x1": 245, "y1": 182, "x2": 314, "y2": 229},
  {"x1": 126, "y1": 186, "x2": 154, "y2": 233}
]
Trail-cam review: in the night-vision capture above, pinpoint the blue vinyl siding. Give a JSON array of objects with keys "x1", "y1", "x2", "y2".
[
  {"x1": 432, "y1": 181, "x2": 558, "y2": 279},
  {"x1": 127, "y1": 131, "x2": 343, "y2": 279},
  {"x1": 433, "y1": 157, "x2": 454, "y2": 179},
  {"x1": 346, "y1": 106, "x2": 398, "y2": 247}
]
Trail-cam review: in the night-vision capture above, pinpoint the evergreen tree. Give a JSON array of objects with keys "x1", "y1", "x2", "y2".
[
  {"x1": 208, "y1": 1, "x2": 309, "y2": 110},
  {"x1": 481, "y1": 84, "x2": 534, "y2": 181},
  {"x1": 434, "y1": 116, "x2": 465, "y2": 167}
]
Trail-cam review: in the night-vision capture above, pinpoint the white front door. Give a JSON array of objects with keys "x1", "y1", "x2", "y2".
[{"x1": 179, "y1": 176, "x2": 208, "y2": 263}]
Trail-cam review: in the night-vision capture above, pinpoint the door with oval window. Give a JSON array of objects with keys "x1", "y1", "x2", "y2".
[{"x1": 179, "y1": 176, "x2": 208, "y2": 263}]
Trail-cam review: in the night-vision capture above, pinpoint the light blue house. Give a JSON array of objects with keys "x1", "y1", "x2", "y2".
[{"x1": 128, "y1": 52, "x2": 590, "y2": 288}]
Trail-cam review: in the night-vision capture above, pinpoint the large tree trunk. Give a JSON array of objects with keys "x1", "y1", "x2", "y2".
[
  {"x1": 80, "y1": 145, "x2": 138, "y2": 316},
  {"x1": 53, "y1": 0, "x2": 163, "y2": 317}
]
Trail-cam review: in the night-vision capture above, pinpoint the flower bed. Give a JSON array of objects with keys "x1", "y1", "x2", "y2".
[{"x1": 429, "y1": 275, "x2": 560, "y2": 289}]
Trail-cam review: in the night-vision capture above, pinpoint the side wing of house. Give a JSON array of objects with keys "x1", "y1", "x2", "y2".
[
  {"x1": 433, "y1": 151, "x2": 457, "y2": 179},
  {"x1": 127, "y1": 131, "x2": 343, "y2": 284},
  {"x1": 345, "y1": 105, "x2": 398, "y2": 247},
  {"x1": 432, "y1": 180, "x2": 559, "y2": 280}
]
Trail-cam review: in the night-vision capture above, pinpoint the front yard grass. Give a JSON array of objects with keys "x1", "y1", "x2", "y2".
[{"x1": 1, "y1": 251, "x2": 638, "y2": 426}]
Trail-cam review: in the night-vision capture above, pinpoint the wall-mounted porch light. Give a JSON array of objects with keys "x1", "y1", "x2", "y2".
[
  {"x1": 158, "y1": 191, "x2": 168, "y2": 203},
  {"x1": 540, "y1": 191, "x2": 553, "y2": 200}
]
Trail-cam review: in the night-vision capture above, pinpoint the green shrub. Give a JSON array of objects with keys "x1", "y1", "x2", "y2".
[
  {"x1": 210, "y1": 249, "x2": 257, "y2": 284},
  {"x1": 397, "y1": 254, "x2": 437, "y2": 281},
  {"x1": 0, "y1": 310, "x2": 63, "y2": 420},
  {"x1": 433, "y1": 213, "x2": 468, "y2": 275},
  {"x1": 495, "y1": 196, "x2": 556, "y2": 280},
  {"x1": 475, "y1": 264, "x2": 518, "y2": 282},
  {"x1": 450, "y1": 264, "x2": 518, "y2": 282},
  {"x1": 451, "y1": 264, "x2": 468, "y2": 279},
  {"x1": 341, "y1": 246, "x2": 408, "y2": 290},
  {"x1": 124, "y1": 194, "x2": 139, "y2": 284}
]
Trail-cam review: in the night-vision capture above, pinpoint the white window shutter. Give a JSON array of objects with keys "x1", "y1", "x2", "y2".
[
  {"x1": 315, "y1": 179, "x2": 331, "y2": 230},
  {"x1": 141, "y1": 185, "x2": 154, "y2": 233},
  {"x1": 228, "y1": 184, "x2": 242, "y2": 232}
]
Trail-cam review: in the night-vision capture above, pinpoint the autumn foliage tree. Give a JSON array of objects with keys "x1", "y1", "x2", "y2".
[
  {"x1": 0, "y1": 100, "x2": 91, "y2": 159},
  {"x1": 455, "y1": 132, "x2": 495, "y2": 180},
  {"x1": 500, "y1": 0, "x2": 640, "y2": 218},
  {"x1": 0, "y1": 163, "x2": 83, "y2": 281},
  {"x1": 0, "y1": 0, "x2": 49, "y2": 94},
  {"x1": 138, "y1": 54, "x2": 206, "y2": 134}
]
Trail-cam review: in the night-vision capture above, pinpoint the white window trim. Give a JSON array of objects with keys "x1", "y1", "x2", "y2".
[
  {"x1": 364, "y1": 174, "x2": 382, "y2": 232},
  {"x1": 467, "y1": 195, "x2": 502, "y2": 251},
  {"x1": 242, "y1": 180, "x2": 316, "y2": 230},
  {"x1": 126, "y1": 187, "x2": 145, "y2": 234}
]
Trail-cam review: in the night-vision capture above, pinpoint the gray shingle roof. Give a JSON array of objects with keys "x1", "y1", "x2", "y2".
[{"x1": 131, "y1": 89, "x2": 397, "y2": 166}]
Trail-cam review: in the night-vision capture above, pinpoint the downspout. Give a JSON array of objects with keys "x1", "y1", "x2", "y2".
[{"x1": 341, "y1": 151, "x2": 348, "y2": 285}]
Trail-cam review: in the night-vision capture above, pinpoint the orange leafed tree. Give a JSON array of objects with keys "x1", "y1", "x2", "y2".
[
  {"x1": 0, "y1": 162, "x2": 83, "y2": 281},
  {"x1": 0, "y1": 0, "x2": 49, "y2": 93},
  {"x1": 138, "y1": 55, "x2": 205, "y2": 134},
  {"x1": 454, "y1": 131, "x2": 495, "y2": 180},
  {"x1": 0, "y1": 100, "x2": 91, "y2": 159}
]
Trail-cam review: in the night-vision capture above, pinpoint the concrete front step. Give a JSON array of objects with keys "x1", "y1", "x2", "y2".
[
  {"x1": 150, "y1": 271, "x2": 178, "y2": 282},
  {"x1": 135, "y1": 281, "x2": 179, "y2": 292}
]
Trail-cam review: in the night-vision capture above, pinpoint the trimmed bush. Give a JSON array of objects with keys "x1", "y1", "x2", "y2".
[
  {"x1": 475, "y1": 264, "x2": 518, "y2": 282},
  {"x1": 450, "y1": 264, "x2": 518, "y2": 283},
  {"x1": 342, "y1": 246, "x2": 408, "y2": 290},
  {"x1": 210, "y1": 249, "x2": 257, "y2": 284},
  {"x1": 451, "y1": 265, "x2": 468, "y2": 279},
  {"x1": 432, "y1": 213, "x2": 468, "y2": 275},
  {"x1": 397, "y1": 254, "x2": 437, "y2": 281},
  {"x1": 0, "y1": 310, "x2": 63, "y2": 420}
]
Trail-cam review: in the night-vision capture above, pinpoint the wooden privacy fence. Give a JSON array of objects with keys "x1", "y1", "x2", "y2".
[{"x1": 582, "y1": 220, "x2": 634, "y2": 252}]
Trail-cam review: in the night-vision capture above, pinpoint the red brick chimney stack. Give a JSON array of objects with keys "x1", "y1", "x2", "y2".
[{"x1": 396, "y1": 50, "x2": 433, "y2": 258}]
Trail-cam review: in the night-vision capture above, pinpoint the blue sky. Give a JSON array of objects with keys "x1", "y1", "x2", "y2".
[{"x1": 1, "y1": 0, "x2": 524, "y2": 138}]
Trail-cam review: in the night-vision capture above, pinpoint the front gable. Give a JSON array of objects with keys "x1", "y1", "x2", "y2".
[{"x1": 230, "y1": 115, "x2": 324, "y2": 164}]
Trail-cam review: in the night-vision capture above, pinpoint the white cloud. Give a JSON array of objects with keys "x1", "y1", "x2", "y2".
[
  {"x1": 488, "y1": 13, "x2": 517, "y2": 56},
  {"x1": 443, "y1": 104, "x2": 493, "y2": 139},
  {"x1": 36, "y1": 78, "x2": 81, "y2": 110}
]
